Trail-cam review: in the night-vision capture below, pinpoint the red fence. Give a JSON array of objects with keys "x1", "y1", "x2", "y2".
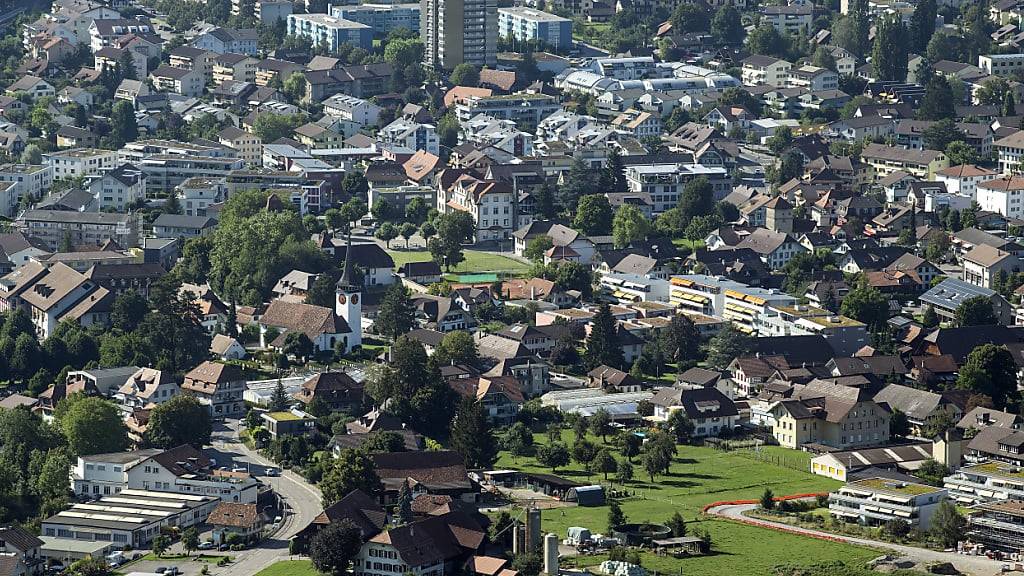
[{"x1": 701, "y1": 493, "x2": 851, "y2": 544}]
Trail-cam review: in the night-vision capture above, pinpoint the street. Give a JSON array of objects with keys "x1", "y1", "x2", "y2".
[{"x1": 204, "y1": 420, "x2": 323, "y2": 576}]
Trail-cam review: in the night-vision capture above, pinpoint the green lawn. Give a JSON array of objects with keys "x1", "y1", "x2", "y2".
[
  {"x1": 386, "y1": 249, "x2": 531, "y2": 276},
  {"x1": 672, "y1": 238, "x2": 706, "y2": 250},
  {"x1": 254, "y1": 560, "x2": 319, "y2": 576},
  {"x1": 496, "y1": 431, "x2": 880, "y2": 576}
]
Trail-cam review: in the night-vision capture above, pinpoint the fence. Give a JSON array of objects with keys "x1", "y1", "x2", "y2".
[{"x1": 737, "y1": 447, "x2": 813, "y2": 474}]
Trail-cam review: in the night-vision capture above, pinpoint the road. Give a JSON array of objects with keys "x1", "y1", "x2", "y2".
[
  {"x1": 707, "y1": 503, "x2": 1007, "y2": 576},
  {"x1": 207, "y1": 420, "x2": 323, "y2": 576}
]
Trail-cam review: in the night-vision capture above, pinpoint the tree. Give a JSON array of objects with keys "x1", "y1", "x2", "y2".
[
  {"x1": 110, "y1": 290, "x2": 149, "y2": 332},
  {"x1": 840, "y1": 284, "x2": 889, "y2": 330},
  {"x1": 55, "y1": 395, "x2": 128, "y2": 457},
  {"x1": 282, "y1": 71, "x2": 306, "y2": 103},
  {"x1": 270, "y1": 380, "x2": 290, "y2": 411},
  {"x1": 383, "y1": 37, "x2": 424, "y2": 68},
  {"x1": 612, "y1": 205, "x2": 651, "y2": 248},
  {"x1": 450, "y1": 63, "x2": 480, "y2": 86},
  {"x1": 746, "y1": 23, "x2": 789, "y2": 59},
  {"x1": 930, "y1": 500, "x2": 965, "y2": 548},
  {"x1": 608, "y1": 501, "x2": 626, "y2": 531},
  {"x1": 573, "y1": 195, "x2": 613, "y2": 236},
  {"x1": 585, "y1": 304, "x2": 623, "y2": 369},
  {"x1": 679, "y1": 176, "x2": 715, "y2": 227},
  {"x1": 310, "y1": 519, "x2": 363, "y2": 576},
  {"x1": 615, "y1": 459, "x2": 634, "y2": 484},
  {"x1": 536, "y1": 442, "x2": 570, "y2": 471},
  {"x1": 916, "y1": 459, "x2": 949, "y2": 486},
  {"x1": 705, "y1": 325, "x2": 753, "y2": 369},
  {"x1": 283, "y1": 332, "x2": 315, "y2": 363},
  {"x1": 872, "y1": 15, "x2": 908, "y2": 81},
  {"x1": 922, "y1": 119, "x2": 965, "y2": 152},
  {"x1": 524, "y1": 236, "x2": 553, "y2": 262},
  {"x1": 181, "y1": 527, "x2": 199, "y2": 557},
  {"x1": 922, "y1": 304, "x2": 939, "y2": 329},
  {"x1": 760, "y1": 487, "x2": 775, "y2": 510},
  {"x1": 68, "y1": 558, "x2": 112, "y2": 576},
  {"x1": 363, "y1": 431, "x2": 408, "y2": 453},
  {"x1": 399, "y1": 222, "x2": 417, "y2": 249},
  {"x1": 978, "y1": 77, "x2": 1011, "y2": 106},
  {"x1": 434, "y1": 330, "x2": 479, "y2": 367},
  {"x1": 420, "y1": 221, "x2": 436, "y2": 246},
  {"x1": 152, "y1": 535, "x2": 170, "y2": 558},
  {"x1": 253, "y1": 113, "x2": 305, "y2": 143},
  {"x1": 594, "y1": 449, "x2": 617, "y2": 480},
  {"x1": 603, "y1": 148, "x2": 628, "y2": 192},
  {"x1": 376, "y1": 283, "x2": 416, "y2": 340},
  {"x1": 321, "y1": 449, "x2": 381, "y2": 507},
  {"x1": 451, "y1": 396, "x2": 498, "y2": 469},
  {"x1": 661, "y1": 314, "x2": 701, "y2": 365},
  {"x1": 502, "y1": 422, "x2": 534, "y2": 460},
  {"x1": 955, "y1": 295, "x2": 997, "y2": 326},
  {"x1": 620, "y1": 432, "x2": 642, "y2": 462},
  {"x1": 642, "y1": 447, "x2": 669, "y2": 482},
  {"x1": 918, "y1": 76, "x2": 956, "y2": 121},
  {"x1": 109, "y1": 100, "x2": 138, "y2": 147},
  {"x1": 590, "y1": 408, "x2": 612, "y2": 442},
  {"x1": 890, "y1": 409, "x2": 911, "y2": 438},
  {"x1": 665, "y1": 409, "x2": 694, "y2": 444},
  {"x1": 956, "y1": 344, "x2": 1018, "y2": 409},
  {"x1": 374, "y1": 222, "x2": 398, "y2": 248},
  {"x1": 945, "y1": 141, "x2": 979, "y2": 166},
  {"x1": 429, "y1": 211, "x2": 474, "y2": 270},
  {"x1": 909, "y1": 0, "x2": 937, "y2": 52},
  {"x1": 21, "y1": 143, "x2": 41, "y2": 165},
  {"x1": 711, "y1": 5, "x2": 743, "y2": 45},
  {"x1": 811, "y1": 46, "x2": 836, "y2": 71},
  {"x1": 144, "y1": 394, "x2": 212, "y2": 449}
]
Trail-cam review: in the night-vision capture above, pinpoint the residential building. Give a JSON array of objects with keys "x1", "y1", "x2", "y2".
[
  {"x1": 979, "y1": 53, "x2": 1024, "y2": 75},
  {"x1": 0, "y1": 262, "x2": 110, "y2": 339},
  {"x1": 945, "y1": 461, "x2": 1024, "y2": 505},
  {"x1": 287, "y1": 14, "x2": 373, "y2": 51},
  {"x1": 17, "y1": 210, "x2": 140, "y2": 250},
  {"x1": 322, "y1": 94, "x2": 382, "y2": 126},
  {"x1": 769, "y1": 379, "x2": 891, "y2": 450},
  {"x1": 435, "y1": 173, "x2": 515, "y2": 241},
  {"x1": 454, "y1": 93, "x2": 561, "y2": 130},
  {"x1": 88, "y1": 18, "x2": 152, "y2": 52},
  {"x1": 497, "y1": 7, "x2": 571, "y2": 50},
  {"x1": 212, "y1": 53, "x2": 257, "y2": 85},
  {"x1": 293, "y1": 371, "x2": 364, "y2": 413},
  {"x1": 262, "y1": 408, "x2": 316, "y2": 439},
  {"x1": 114, "y1": 367, "x2": 178, "y2": 416},
  {"x1": 977, "y1": 175, "x2": 1024, "y2": 218},
  {"x1": 935, "y1": 164, "x2": 999, "y2": 197},
  {"x1": 181, "y1": 361, "x2": 245, "y2": 418},
  {"x1": 149, "y1": 65, "x2": 204, "y2": 97},
  {"x1": 449, "y1": 374, "x2": 524, "y2": 424},
  {"x1": 44, "y1": 148, "x2": 118, "y2": 179},
  {"x1": 962, "y1": 244, "x2": 1022, "y2": 289},
  {"x1": 192, "y1": 27, "x2": 258, "y2": 55},
  {"x1": 920, "y1": 277, "x2": 1014, "y2": 325},
  {"x1": 829, "y1": 478, "x2": 947, "y2": 529},
  {"x1": 378, "y1": 118, "x2": 439, "y2": 155},
  {"x1": 786, "y1": 65, "x2": 839, "y2": 91},
  {"x1": 422, "y1": 0, "x2": 498, "y2": 69},
  {"x1": 5, "y1": 75, "x2": 54, "y2": 100},
  {"x1": 650, "y1": 386, "x2": 738, "y2": 437},
  {"x1": 965, "y1": 500, "x2": 1024, "y2": 553},
  {"x1": 994, "y1": 130, "x2": 1024, "y2": 175},
  {"x1": 761, "y1": 3, "x2": 813, "y2": 33},
  {"x1": 741, "y1": 55, "x2": 791, "y2": 87},
  {"x1": 85, "y1": 164, "x2": 144, "y2": 212},
  {"x1": 861, "y1": 143, "x2": 949, "y2": 180},
  {"x1": 330, "y1": 3, "x2": 421, "y2": 35},
  {"x1": 625, "y1": 163, "x2": 731, "y2": 214},
  {"x1": 207, "y1": 502, "x2": 264, "y2": 545}
]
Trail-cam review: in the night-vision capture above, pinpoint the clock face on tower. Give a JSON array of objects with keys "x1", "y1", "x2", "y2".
[
  {"x1": 351, "y1": 294, "x2": 359, "y2": 304},
  {"x1": 337, "y1": 294, "x2": 347, "y2": 305}
]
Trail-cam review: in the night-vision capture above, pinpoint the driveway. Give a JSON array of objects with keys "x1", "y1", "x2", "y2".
[
  {"x1": 203, "y1": 421, "x2": 323, "y2": 576},
  {"x1": 706, "y1": 503, "x2": 1007, "y2": 576}
]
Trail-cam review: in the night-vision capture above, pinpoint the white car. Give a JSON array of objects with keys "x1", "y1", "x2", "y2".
[{"x1": 198, "y1": 542, "x2": 215, "y2": 550}]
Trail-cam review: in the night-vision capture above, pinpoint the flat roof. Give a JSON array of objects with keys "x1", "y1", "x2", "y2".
[
  {"x1": 844, "y1": 477, "x2": 943, "y2": 496},
  {"x1": 39, "y1": 536, "x2": 112, "y2": 554},
  {"x1": 497, "y1": 6, "x2": 570, "y2": 22}
]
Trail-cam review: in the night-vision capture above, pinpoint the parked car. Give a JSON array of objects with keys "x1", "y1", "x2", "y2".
[
  {"x1": 265, "y1": 467, "x2": 280, "y2": 477},
  {"x1": 198, "y1": 541, "x2": 215, "y2": 550},
  {"x1": 219, "y1": 544, "x2": 230, "y2": 551}
]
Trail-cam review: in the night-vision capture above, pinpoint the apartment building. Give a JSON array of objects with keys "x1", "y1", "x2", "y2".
[
  {"x1": 761, "y1": 4, "x2": 813, "y2": 34},
  {"x1": 0, "y1": 163, "x2": 52, "y2": 216},
  {"x1": 769, "y1": 379, "x2": 891, "y2": 450},
  {"x1": 497, "y1": 7, "x2": 572, "y2": 51},
  {"x1": 786, "y1": 65, "x2": 839, "y2": 91},
  {"x1": 0, "y1": 261, "x2": 110, "y2": 339},
  {"x1": 995, "y1": 130, "x2": 1024, "y2": 175},
  {"x1": 829, "y1": 478, "x2": 947, "y2": 529},
  {"x1": 192, "y1": 27, "x2": 259, "y2": 55},
  {"x1": 323, "y1": 93, "x2": 382, "y2": 126},
  {"x1": 17, "y1": 209, "x2": 139, "y2": 249},
  {"x1": 944, "y1": 461, "x2": 1024, "y2": 505},
  {"x1": 44, "y1": 148, "x2": 118, "y2": 179},
  {"x1": 740, "y1": 55, "x2": 792, "y2": 87},
  {"x1": 139, "y1": 155, "x2": 245, "y2": 195},
  {"x1": 861, "y1": 142, "x2": 949, "y2": 180},
  {"x1": 436, "y1": 174, "x2": 515, "y2": 241},
  {"x1": 212, "y1": 53, "x2": 258, "y2": 85},
  {"x1": 976, "y1": 175, "x2": 1024, "y2": 218},
  {"x1": 85, "y1": 164, "x2": 145, "y2": 211},
  {"x1": 218, "y1": 126, "x2": 262, "y2": 166},
  {"x1": 378, "y1": 118, "x2": 439, "y2": 155},
  {"x1": 454, "y1": 93, "x2": 561, "y2": 130},
  {"x1": 625, "y1": 163, "x2": 731, "y2": 214},
  {"x1": 422, "y1": 0, "x2": 498, "y2": 69},
  {"x1": 330, "y1": 3, "x2": 420, "y2": 35},
  {"x1": 181, "y1": 361, "x2": 246, "y2": 418},
  {"x1": 149, "y1": 65, "x2": 204, "y2": 97},
  {"x1": 935, "y1": 164, "x2": 999, "y2": 197},
  {"x1": 979, "y1": 53, "x2": 1024, "y2": 75},
  {"x1": 287, "y1": 14, "x2": 373, "y2": 51}
]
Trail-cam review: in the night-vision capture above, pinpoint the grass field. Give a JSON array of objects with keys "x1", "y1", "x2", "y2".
[
  {"x1": 496, "y1": 431, "x2": 880, "y2": 576},
  {"x1": 386, "y1": 249, "x2": 531, "y2": 276},
  {"x1": 254, "y1": 559, "x2": 319, "y2": 576},
  {"x1": 672, "y1": 238, "x2": 706, "y2": 250}
]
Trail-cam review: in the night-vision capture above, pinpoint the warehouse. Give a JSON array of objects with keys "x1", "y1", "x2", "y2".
[{"x1": 41, "y1": 490, "x2": 218, "y2": 550}]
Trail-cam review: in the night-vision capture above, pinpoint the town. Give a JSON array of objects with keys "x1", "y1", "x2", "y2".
[{"x1": 4, "y1": 0, "x2": 1024, "y2": 574}]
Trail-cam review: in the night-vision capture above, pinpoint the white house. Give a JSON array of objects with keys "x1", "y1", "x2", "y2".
[
  {"x1": 85, "y1": 164, "x2": 145, "y2": 211},
  {"x1": 935, "y1": 164, "x2": 999, "y2": 198},
  {"x1": 114, "y1": 367, "x2": 179, "y2": 416}
]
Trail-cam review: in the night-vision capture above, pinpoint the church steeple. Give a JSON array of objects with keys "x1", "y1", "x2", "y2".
[{"x1": 335, "y1": 228, "x2": 362, "y2": 352}]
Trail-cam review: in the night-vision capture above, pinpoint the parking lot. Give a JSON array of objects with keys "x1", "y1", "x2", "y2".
[{"x1": 119, "y1": 554, "x2": 234, "y2": 576}]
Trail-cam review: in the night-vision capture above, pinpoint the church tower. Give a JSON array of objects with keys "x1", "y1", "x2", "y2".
[{"x1": 336, "y1": 231, "x2": 362, "y2": 351}]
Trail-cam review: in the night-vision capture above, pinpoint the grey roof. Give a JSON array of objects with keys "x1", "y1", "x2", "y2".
[
  {"x1": 153, "y1": 213, "x2": 217, "y2": 229},
  {"x1": 920, "y1": 277, "x2": 1000, "y2": 311},
  {"x1": 22, "y1": 210, "x2": 131, "y2": 225},
  {"x1": 872, "y1": 383, "x2": 946, "y2": 423},
  {"x1": 958, "y1": 407, "x2": 1019, "y2": 432}
]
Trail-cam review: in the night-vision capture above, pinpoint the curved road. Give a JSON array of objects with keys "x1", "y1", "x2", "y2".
[
  {"x1": 707, "y1": 503, "x2": 1007, "y2": 576},
  {"x1": 210, "y1": 421, "x2": 323, "y2": 576}
]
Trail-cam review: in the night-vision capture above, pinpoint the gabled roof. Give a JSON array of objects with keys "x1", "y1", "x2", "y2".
[
  {"x1": 310, "y1": 488, "x2": 386, "y2": 537},
  {"x1": 873, "y1": 383, "x2": 948, "y2": 422},
  {"x1": 260, "y1": 299, "x2": 351, "y2": 340}
]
